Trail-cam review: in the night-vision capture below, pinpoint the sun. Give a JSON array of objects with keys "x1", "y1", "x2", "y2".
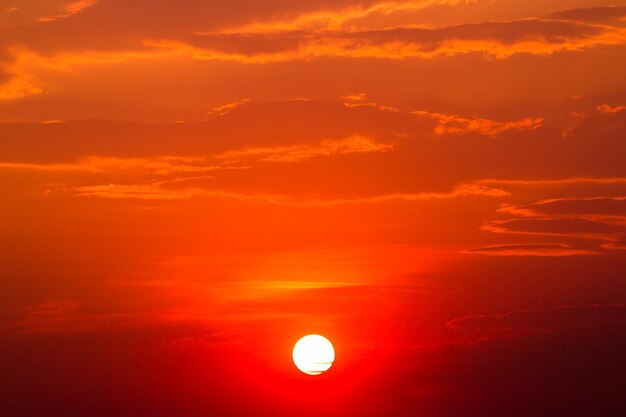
[{"x1": 292, "y1": 334, "x2": 335, "y2": 375}]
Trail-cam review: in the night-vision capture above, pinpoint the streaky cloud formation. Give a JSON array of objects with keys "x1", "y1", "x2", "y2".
[
  {"x1": 1, "y1": 2, "x2": 625, "y2": 417},
  {"x1": 463, "y1": 243, "x2": 598, "y2": 257}
]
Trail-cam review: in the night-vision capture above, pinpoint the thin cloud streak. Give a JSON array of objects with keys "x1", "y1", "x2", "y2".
[
  {"x1": 68, "y1": 182, "x2": 510, "y2": 204},
  {"x1": 462, "y1": 243, "x2": 598, "y2": 257}
]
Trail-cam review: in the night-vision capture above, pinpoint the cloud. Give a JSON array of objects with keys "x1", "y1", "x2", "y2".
[
  {"x1": 67, "y1": 181, "x2": 509, "y2": 203},
  {"x1": 36, "y1": 0, "x2": 98, "y2": 23},
  {"x1": 498, "y1": 197, "x2": 626, "y2": 218},
  {"x1": 0, "y1": 71, "x2": 42, "y2": 100},
  {"x1": 478, "y1": 177, "x2": 626, "y2": 187},
  {"x1": 0, "y1": 100, "x2": 412, "y2": 160},
  {"x1": 597, "y1": 104, "x2": 626, "y2": 114},
  {"x1": 463, "y1": 243, "x2": 597, "y2": 257},
  {"x1": 215, "y1": 134, "x2": 394, "y2": 163},
  {"x1": 482, "y1": 217, "x2": 625, "y2": 240},
  {"x1": 0, "y1": 0, "x2": 393, "y2": 58},
  {"x1": 71, "y1": 181, "x2": 199, "y2": 200},
  {"x1": 476, "y1": 180, "x2": 626, "y2": 254},
  {"x1": 0, "y1": 46, "x2": 174, "y2": 101},
  {"x1": 151, "y1": 18, "x2": 626, "y2": 62},
  {"x1": 340, "y1": 92, "x2": 367, "y2": 102},
  {"x1": 601, "y1": 240, "x2": 626, "y2": 251},
  {"x1": 447, "y1": 303, "x2": 626, "y2": 331},
  {"x1": 3, "y1": 6, "x2": 623, "y2": 88},
  {"x1": 9, "y1": 294, "x2": 231, "y2": 335},
  {"x1": 414, "y1": 110, "x2": 543, "y2": 136},
  {"x1": 0, "y1": 155, "x2": 226, "y2": 175},
  {"x1": 9, "y1": 297, "x2": 150, "y2": 334},
  {"x1": 548, "y1": 6, "x2": 626, "y2": 25},
  {"x1": 1, "y1": 99, "x2": 625, "y2": 205},
  {"x1": 224, "y1": 0, "x2": 454, "y2": 33},
  {"x1": 64, "y1": 0, "x2": 97, "y2": 15},
  {"x1": 0, "y1": 5, "x2": 624, "y2": 126},
  {"x1": 562, "y1": 102, "x2": 626, "y2": 139},
  {"x1": 209, "y1": 98, "x2": 252, "y2": 116}
]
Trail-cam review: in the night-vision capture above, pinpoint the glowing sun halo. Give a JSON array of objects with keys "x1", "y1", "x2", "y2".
[{"x1": 292, "y1": 334, "x2": 335, "y2": 375}]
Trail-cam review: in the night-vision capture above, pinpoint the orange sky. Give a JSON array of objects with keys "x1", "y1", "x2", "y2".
[{"x1": 1, "y1": 2, "x2": 626, "y2": 417}]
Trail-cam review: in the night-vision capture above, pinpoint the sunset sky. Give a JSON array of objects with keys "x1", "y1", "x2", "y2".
[{"x1": 1, "y1": 1, "x2": 626, "y2": 416}]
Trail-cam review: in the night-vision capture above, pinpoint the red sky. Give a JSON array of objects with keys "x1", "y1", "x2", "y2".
[{"x1": 1, "y1": 1, "x2": 626, "y2": 416}]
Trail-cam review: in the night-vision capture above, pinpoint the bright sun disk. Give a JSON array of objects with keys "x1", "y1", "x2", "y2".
[{"x1": 292, "y1": 334, "x2": 335, "y2": 375}]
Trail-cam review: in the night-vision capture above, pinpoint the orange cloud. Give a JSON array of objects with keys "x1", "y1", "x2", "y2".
[
  {"x1": 215, "y1": 134, "x2": 394, "y2": 163},
  {"x1": 210, "y1": 98, "x2": 252, "y2": 116},
  {"x1": 340, "y1": 93, "x2": 368, "y2": 102},
  {"x1": 463, "y1": 243, "x2": 597, "y2": 257},
  {"x1": 149, "y1": 18, "x2": 626, "y2": 63},
  {"x1": 477, "y1": 178, "x2": 626, "y2": 187},
  {"x1": 65, "y1": 181, "x2": 509, "y2": 204},
  {"x1": 2, "y1": 5, "x2": 625, "y2": 111},
  {"x1": 0, "y1": 46, "x2": 176, "y2": 101},
  {"x1": 65, "y1": 0, "x2": 97, "y2": 15},
  {"x1": 498, "y1": 197, "x2": 626, "y2": 218},
  {"x1": 548, "y1": 6, "x2": 626, "y2": 25},
  {"x1": 597, "y1": 103, "x2": 626, "y2": 113},
  {"x1": 220, "y1": 0, "x2": 455, "y2": 33},
  {"x1": 0, "y1": 155, "x2": 225, "y2": 175},
  {"x1": 71, "y1": 182, "x2": 199, "y2": 200},
  {"x1": 475, "y1": 179, "x2": 626, "y2": 254},
  {"x1": 0, "y1": 72, "x2": 42, "y2": 100},
  {"x1": 482, "y1": 217, "x2": 625, "y2": 241},
  {"x1": 2, "y1": 100, "x2": 624, "y2": 206},
  {"x1": 414, "y1": 111, "x2": 543, "y2": 136},
  {"x1": 37, "y1": 0, "x2": 98, "y2": 22},
  {"x1": 601, "y1": 241, "x2": 626, "y2": 250}
]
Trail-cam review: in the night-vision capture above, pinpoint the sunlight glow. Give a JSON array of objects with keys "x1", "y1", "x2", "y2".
[{"x1": 292, "y1": 334, "x2": 335, "y2": 375}]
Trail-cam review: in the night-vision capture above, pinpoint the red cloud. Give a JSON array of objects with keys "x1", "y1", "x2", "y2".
[{"x1": 463, "y1": 243, "x2": 597, "y2": 257}]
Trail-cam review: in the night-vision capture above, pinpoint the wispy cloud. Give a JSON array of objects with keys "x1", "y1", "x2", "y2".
[
  {"x1": 463, "y1": 243, "x2": 597, "y2": 257},
  {"x1": 482, "y1": 217, "x2": 625, "y2": 240},
  {"x1": 414, "y1": 111, "x2": 543, "y2": 136},
  {"x1": 67, "y1": 181, "x2": 509, "y2": 203},
  {"x1": 220, "y1": 0, "x2": 458, "y2": 33},
  {"x1": 498, "y1": 197, "x2": 626, "y2": 219},
  {"x1": 209, "y1": 98, "x2": 252, "y2": 116},
  {"x1": 148, "y1": 17, "x2": 626, "y2": 63},
  {"x1": 37, "y1": 0, "x2": 98, "y2": 22},
  {"x1": 447, "y1": 303, "x2": 626, "y2": 331},
  {"x1": 215, "y1": 134, "x2": 394, "y2": 163},
  {"x1": 0, "y1": 156, "x2": 225, "y2": 175},
  {"x1": 71, "y1": 181, "x2": 199, "y2": 200},
  {"x1": 0, "y1": 72, "x2": 42, "y2": 100},
  {"x1": 477, "y1": 177, "x2": 626, "y2": 187},
  {"x1": 10, "y1": 298, "x2": 147, "y2": 334},
  {"x1": 475, "y1": 178, "x2": 626, "y2": 254}
]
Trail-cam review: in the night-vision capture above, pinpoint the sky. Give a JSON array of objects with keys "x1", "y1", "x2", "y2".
[{"x1": 1, "y1": 1, "x2": 626, "y2": 416}]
